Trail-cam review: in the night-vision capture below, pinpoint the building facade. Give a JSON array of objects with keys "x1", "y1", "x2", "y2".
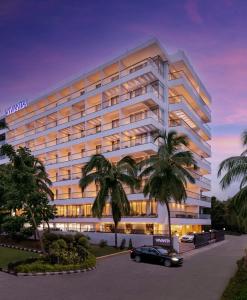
[{"x1": 0, "y1": 39, "x2": 211, "y2": 236}]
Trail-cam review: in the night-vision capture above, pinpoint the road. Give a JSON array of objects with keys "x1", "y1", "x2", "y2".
[{"x1": 0, "y1": 235, "x2": 246, "y2": 300}]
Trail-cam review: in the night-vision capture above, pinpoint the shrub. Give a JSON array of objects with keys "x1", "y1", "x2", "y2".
[
  {"x1": 43, "y1": 232, "x2": 60, "y2": 251},
  {"x1": 128, "y1": 239, "x2": 133, "y2": 250},
  {"x1": 119, "y1": 238, "x2": 126, "y2": 250},
  {"x1": 78, "y1": 236, "x2": 90, "y2": 249},
  {"x1": 2, "y1": 216, "x2": 26, "y2": 240},
  {"x1": 74, "y1": 232, "x2": 86, "y2": 242},
  {"x1": 222, "y1": 256, "x2": 247, "y2": 300},
  {"x1": 99, "y1": 239, "x2": 108, "y2": 248},
  {"x1": 14, "y1": 254, "x2": 96, "y2": 273}
]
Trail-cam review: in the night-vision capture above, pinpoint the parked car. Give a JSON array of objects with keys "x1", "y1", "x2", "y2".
[
  {"x1": 181, "y1": 233, "x2": 195, "y2": 243},
  {"x1": 130, "y1": 246, "x2": 183, "y2": 267}
]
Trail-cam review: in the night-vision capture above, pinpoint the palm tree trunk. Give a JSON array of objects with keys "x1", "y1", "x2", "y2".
[
  {"x1": 46, "y1": 221, "x2": 50, "y2": 232},
  {"x1": 27, "y1": 206, "x2": 46, "y2": 254},
  {"x1": 166, "y1": 203, "x2": 173, "y2": 252},
  {"x1": 114, "y1": 222, "x2": 118, "y2": 248}
]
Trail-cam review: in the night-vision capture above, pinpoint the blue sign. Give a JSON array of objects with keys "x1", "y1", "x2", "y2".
[{"x1": 5, "y1": 100, "x2": 28, "y2": 116}]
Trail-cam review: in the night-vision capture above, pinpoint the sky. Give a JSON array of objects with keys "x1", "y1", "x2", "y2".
[{"x1": 0, "y1": 0, "x2": 246, "y2": 199}]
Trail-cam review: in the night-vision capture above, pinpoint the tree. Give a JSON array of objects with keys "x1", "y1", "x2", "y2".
[
  {"x1": 0, "y1": 144, "x2": 55, "y2": 253},
  {"x1": 139, "y1": 130, "x2": 197, "y2": 250},
  {"x1": 218, "y1": 130, "x2": 247, "y2": 217},
  {"x1": 211, "y1": 196, "x2": 226, "y2": 230},
  {"x1": 79, "y1": 154, "x2": 138, "y2": 248}
]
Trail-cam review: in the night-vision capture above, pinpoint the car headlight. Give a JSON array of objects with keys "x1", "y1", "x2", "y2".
[{"x1": 171, "y1": 257, "x2": 179, "y2": 261}]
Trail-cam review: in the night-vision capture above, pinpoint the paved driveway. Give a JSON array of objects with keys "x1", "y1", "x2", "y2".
[{"x1": 0, "y1": 235, "x2": 246, "y2": 300}]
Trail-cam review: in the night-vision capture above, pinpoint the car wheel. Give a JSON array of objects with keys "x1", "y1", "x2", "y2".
[
  {"x1": 164, "y1": 259, "x2": 171, "y2": 267},
  {"x1": 135, "y1": 255, "x2": 141, "y2": 263}
]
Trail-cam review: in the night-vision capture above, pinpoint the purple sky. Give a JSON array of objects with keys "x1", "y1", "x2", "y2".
[{"x1": 1, "y1": 0, "x2": 246, "y2": 199}]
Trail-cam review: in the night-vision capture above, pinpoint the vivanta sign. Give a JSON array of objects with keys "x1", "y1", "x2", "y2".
[{"x1": 5, "y1": 100, "x2": 28, "y2": 116}]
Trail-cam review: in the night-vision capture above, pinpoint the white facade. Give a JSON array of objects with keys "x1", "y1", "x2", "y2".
[{"x1": 0, "y1": 39, "x2": 211, "y2": 236}]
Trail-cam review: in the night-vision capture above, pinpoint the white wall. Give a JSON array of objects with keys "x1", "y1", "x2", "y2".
[{"x1": 85, "y1": 232, "x2": 154, "y2": 248}]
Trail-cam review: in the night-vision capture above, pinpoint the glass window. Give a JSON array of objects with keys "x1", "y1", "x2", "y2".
[{"x1": 111, "y1": 119, "x2": 119, "y2": 128}]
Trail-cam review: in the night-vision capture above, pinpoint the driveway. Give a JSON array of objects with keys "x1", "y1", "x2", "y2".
[{"x1": 0, "y1": 235, "x2": 246, "y2": 300}]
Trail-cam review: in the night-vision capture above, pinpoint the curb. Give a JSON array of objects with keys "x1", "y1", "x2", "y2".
[
  {"x1": 0, "y1": 243, "x2": 42, "y2": 254},
  {"x1": 1, "y1": 267, "x2": 96, "y2": 276},
  {"x1": 96, "y1": 250, "x2": 130, "y2": 260}
]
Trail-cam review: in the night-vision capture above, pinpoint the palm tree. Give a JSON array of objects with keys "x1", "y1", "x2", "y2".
[
  {"x1": 0, "y1": 144, "x2": 54, "y2": 253},
  {"x1": 79, "y1": 154, "x2": 138, "y2": 248},
  {"x1": 218, "y1": 130, "x2": 247, "y2": 217},
  {"x1": 139, "y1": 130, "x2": 197, "y2": 250}
]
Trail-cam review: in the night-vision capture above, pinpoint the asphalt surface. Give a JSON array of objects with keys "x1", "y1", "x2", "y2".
[{"x1": 0, "y1": 235, "x2": 246, "y2": 300}]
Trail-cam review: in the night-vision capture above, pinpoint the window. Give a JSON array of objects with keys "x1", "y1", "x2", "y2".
[
  {"x1": 68, "y1": 152, "x2": 71, "y2": 160},
  {"x1": 96, "y1": 144, "x2": 101, "y2": 154},
  {"x1": 129, "y1": 63, "x2": 144, "y2": 74},
  {"x1": 130, "y1": 111, "x2": 145, "y2": 123},
  {"x1": 95, "y1": 124, "x2": 101, "y2": 133},
  {"x1": 96, "y1": 83, "x2": 101, "y2": 89},
  {"x1": 110, "y1": 95, "x2": 119, "y2": 106},
  {"x1": 112, "y1": 139, "x2": 120, "y2": 151},
  {"x1": 111, "y1": 75, "x2": 119, "y2": 82},
  {"x1": 80, "y1": 90, "x2": 85, "y2": 96},
  {"x1": 111, "y1": 119, "x2": 119, "y2": 128}
]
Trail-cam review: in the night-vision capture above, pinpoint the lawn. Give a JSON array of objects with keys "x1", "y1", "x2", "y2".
[
  {"x1": 90, "y1": 245, "x2": 127, "y2": 257},
  {"x1": 0, "y1": 247, "x2": 39, "y2": 268}
]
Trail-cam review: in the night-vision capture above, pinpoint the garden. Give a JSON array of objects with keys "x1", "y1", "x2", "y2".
[
  {"x1": 2, "y1": 232, "x2": 96, "y2": 273},
  {"x1": 0, "y1": 232, "x2": 130, "y2": 274}
]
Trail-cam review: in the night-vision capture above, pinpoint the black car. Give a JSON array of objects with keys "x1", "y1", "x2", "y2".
[{"x1": 130, "y1": 246, "x2": 183, "y2": 267}]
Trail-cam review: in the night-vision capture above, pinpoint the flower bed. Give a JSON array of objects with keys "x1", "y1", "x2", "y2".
[
  {"x1": 7, "y1": 254, "x2": 96, "y2": 275},
  {"x1": 2, "y1": 232, "x2": 97, "y2": 275}
]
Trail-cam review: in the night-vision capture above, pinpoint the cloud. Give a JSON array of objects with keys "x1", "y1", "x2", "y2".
[{"x1": 184, "y1": 0, "x2": 203, "y2": 24}]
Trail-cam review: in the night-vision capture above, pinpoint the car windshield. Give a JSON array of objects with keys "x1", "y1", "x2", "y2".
[{"x1": 156, "y1": 248, "x2": 168, "y2": 255}]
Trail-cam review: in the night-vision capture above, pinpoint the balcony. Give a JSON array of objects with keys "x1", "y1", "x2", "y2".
[
  {"x1": 170, "y1": 211, "x2": 210, "y2": 219},
  {"x1": 8, "y1": 56, "x2": 163, "y2": 128},
  {"x1": 27, "y1": 111, "x2": 161, "y2": 154},
  {"x1": 45, "y1": 134, "x2": 157, "y2": 167},
  {"x1": 168, "y1": 71, "x2": 211, "y2": 122},
  {"x1": 169, "y1": 95, "x2": 211, "y2": 138},
  {"x1": 8, "y1": 82, "x2": 164, "y2": 145},
  {"x1": 186, "y1": 190, "x2": 211, "y2": 202},
  {"x1": 169, "y1": 118, "x2": 211, "y2": 155}
]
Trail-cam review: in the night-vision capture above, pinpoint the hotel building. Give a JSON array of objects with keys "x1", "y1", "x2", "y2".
[{"x1": 0, "y1": 39, "x2": 211, "y2": 236}]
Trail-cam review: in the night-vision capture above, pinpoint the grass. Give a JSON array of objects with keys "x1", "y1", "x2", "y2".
[
  {"x1": 0, "y1": 236, "x2": 40, "y2": 250},
  {"x1": 0, "y1": 247, "x2": 39, "y2": 268},
  {"x1": 90, "y1": 245, "x2": 127, "y2": 257},
  {"x1": 221, "y1": 257, "x2": 247, "y2": 300}
]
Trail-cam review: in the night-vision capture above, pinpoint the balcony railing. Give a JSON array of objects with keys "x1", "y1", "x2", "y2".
[
  {"x1": 169, "y1": 118, "x2": 211, "y2": 151},
  {"x1": 171, "y1": 211, "x2": 210, "y2": 219},
  {"x1": 186, "y1": 191, "x2": 211, "y2": 202},
  {"x1": 8, "y1": 80, "x2": 164, "y2": 144},
  {"x1": 169, "y1": 70, "x2": 210, "y2": 114},
  {"x1": 53, "y1": 188, "x2": 211, "y2": 204},
  {"x1": 20, "y1": 111, "x2": 161, "y2": 153},
  {"x1": 45, "y1": 134, "x2": 156, "y2": 166},
  {"x1": 189, "y1": 170, "x2": 211, "y2": 186},
  {"x1": 55, "y1": 213, "x2": 158, "y2": 219},
  {"x1": 169, "y1": 95, "x2": 211, "y2": 132},
  {"x1": 8, "y1": 56, "x2": 162, "y2": 127}
]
